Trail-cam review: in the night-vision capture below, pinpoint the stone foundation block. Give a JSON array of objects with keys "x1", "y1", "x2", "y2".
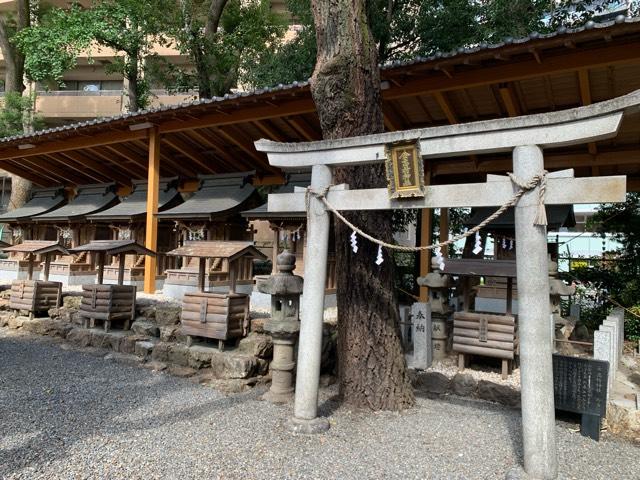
[
  {"x1": 151, "y1": 342, "x2": 171, "y2": 362},
  {"x1": 7, "y1": 316, "x2": 28, "y2": 330},
  {"x1": 135, "y1": 340, "x2": 155, "y2": 359},
  {"x1": 155, "y1": 306, "x2": 181, "y2": 326},
  {"x1": 477, "y1": 380, "x2": 520, "y2": 407},
  {"x1": 131, "y1": 320, "x2": 160, "y2": 337},
  {"x1": 413, "y1": 371, "x2": 451, "y2": 395},
  {"x1": 237, "y1": 332, "x2": 273, "y2": 358},
  {"x1": 451, "y1": 373, "x2": 478, "y2": 397},
  {"x1": 66, "y1": 328, "x2": 93, "y2": 347}
]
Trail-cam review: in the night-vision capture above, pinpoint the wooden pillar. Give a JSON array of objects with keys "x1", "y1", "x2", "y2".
[
  {"x1": 439, "y1": 208, "x2": 449, "y2": 258},
  {"x1": 43, "y1": 253, "x2": 51, "y2": 282},
  {"x1": 228, "y1": 260, "x2": 237, "y2": 294},
  {"x1": 27, "y1": 253, "x2": 34, "y2": 281},
  {"x1": 97, "y1": 252, "x2": 105, "y2": 284},
  {"x1": 117, "y1": 253, "x2": 126, "y2": 285},
  {"x1": 197, "y1": 257, "x2": 206, "y2": 292},
  {"x1": 419, "y1": 166, "x2": 433, "y2": 302},
  {"x1": 144, "y1": 127, "x2": 160, "y2": 294}
]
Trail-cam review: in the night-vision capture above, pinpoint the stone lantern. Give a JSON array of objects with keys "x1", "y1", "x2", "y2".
[{"x1": 257, "y1": 250, "x2": 303, "y2": 403}]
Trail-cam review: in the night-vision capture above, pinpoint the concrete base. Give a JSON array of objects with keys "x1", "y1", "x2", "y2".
[
  {"x1": 286, "y1": 416, "x2": 330, "y2": 434},
  {"x1": 103, "y1": 277, "x2": 165, "y2": 291},
  {"x1": 262, "y1": 389, "x2": 294, "y2": 404},
  {"x1": 0, "y1": 268, "x2": 41, "y2": 283},
  {"x1": 48, "y1": 273, "x2": 97, "y2": 286}
]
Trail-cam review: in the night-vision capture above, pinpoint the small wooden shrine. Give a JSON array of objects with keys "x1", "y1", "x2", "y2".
[
  {"x1": 442, "y1": 258, "x2": 517, "y2": 379},
  {"x1": 87, "y1": 179, "x2": 182, "y2": 288},
  {"x1": 3, "y1": 240, "x2": 69, "y2": 316},
  {"x1": 465, "y1": 205, "x2": 574, "y2": 314},
  {"x1": 0, "y1": 187, "x2": 66, "y2": 282},
  {"x1": 166, "y1": 241, "x2": 267, "y2": 349},
  {"x1": 32, "y1": 184, "x2": 120, "y2": 285},
  {"x1": 241, "y1": 173, "x2": 337, "y2": 293},
  {"x1": 70, "y1": 240, "x2": 155, "y2": 331},
  {"x1": 159, "y1": 173, "x2": 260, "y2": 298}
]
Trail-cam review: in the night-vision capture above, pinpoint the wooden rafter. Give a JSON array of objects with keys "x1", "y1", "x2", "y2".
[
  {"x1": 252, "y1": 120, "x2": 287, "y2": 142},
  {"x1": 214, "y1": 126, "x2": 274, "y2": 172},
  {"x1": 1, "y1": 160, "x2": 54, "y2": 186},
  {"x1": 433, "y1": 91, "x2": 457, "y2": 124},
  {"x1": 578, "y1": 69, "x2": 598, "y2": 157},
  {"x1": 88, "y1": 147, "x2": 148, "y2": 179},
  {"x1": 286, "y1": 116, "x2": 320, "y2": 141},
  {"x1": 18, "y1": 156, "x2": 80, "y2": 185},
  {"x1": 498, "y1": 84, "x2": 521, "y2": 117},
  {"x1": 59, "y1": 150, "x2": 132, "y2": 186},
  {"x1": 384, "y1": 41, "x2": 640, "y2": 101},
  {"x1": 182, "y1": 128, "x2": 243, "y2": 172},
  {"x1": 130, "y1": 139, "x2": 197, "y2": 177},
  {"x1": 162, "y1": 134, "x2": 217, "y2": 174}
]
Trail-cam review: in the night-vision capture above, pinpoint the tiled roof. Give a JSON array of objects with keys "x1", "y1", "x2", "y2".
[{"x1": 33, "y1": 184, "x2": 118, "y2": 222}]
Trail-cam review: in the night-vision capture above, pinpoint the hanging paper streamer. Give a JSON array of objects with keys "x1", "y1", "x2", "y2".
[
  {"x1": 501, "y1": 237, "x2": 507, "y2": 250},
  {"x1": 472, "y1": 231, "x2": 483, "y2": 255},
  {"x1": 509, "y1": 239, "x2": 514, "y2": 250},
  {"x1": 350, "y1": 230, "x2": 358, "y2": 253},
  {"x1": 296, "y1": 230, "x2": 301, "y2": 241},
  {"x1": 434, "y1": 246, "x2": 445, "y2": 271},
  {"x1": 375, "y1": 245, "x2": 384, "y2": 265}
]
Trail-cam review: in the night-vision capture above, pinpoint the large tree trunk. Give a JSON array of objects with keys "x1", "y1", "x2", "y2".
[
  {"x1": 310, "y1": 0, "x2": 414, "y2": 410},
  {"x1": 0, "y1": 0, "x2": 31, "y2": 211}
]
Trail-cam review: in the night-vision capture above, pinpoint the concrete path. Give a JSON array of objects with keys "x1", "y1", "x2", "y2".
[{"x1": 1, "y1": 329, "x2": 638, "y2": 480}]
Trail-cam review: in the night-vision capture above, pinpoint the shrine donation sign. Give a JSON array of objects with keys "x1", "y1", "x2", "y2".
[{"x1": 385, "y1": 140, "x2": 424, "y2": 199}]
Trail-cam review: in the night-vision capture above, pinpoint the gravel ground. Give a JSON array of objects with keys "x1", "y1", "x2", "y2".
[{"x1": 1, "y1": 330, "x2": 638, "y2": 480}]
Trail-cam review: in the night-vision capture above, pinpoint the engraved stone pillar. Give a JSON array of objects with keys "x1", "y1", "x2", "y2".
[{"x1": 257, "y1": 250, "x2": 303, "y2": 404}]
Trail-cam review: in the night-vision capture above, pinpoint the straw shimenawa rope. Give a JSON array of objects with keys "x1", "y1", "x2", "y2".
[{"x1": 306, "y1": 171, "x2": 548, "y2": 253}]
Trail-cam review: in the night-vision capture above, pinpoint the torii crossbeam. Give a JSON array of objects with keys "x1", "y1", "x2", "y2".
[{"x1": 255, "y1": 89, "x2": 639, "y2": 480}]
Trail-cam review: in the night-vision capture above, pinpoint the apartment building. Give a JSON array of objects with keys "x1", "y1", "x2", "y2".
[{"x1": 0, "y1": 0, "x2": 290, "y2": 127}]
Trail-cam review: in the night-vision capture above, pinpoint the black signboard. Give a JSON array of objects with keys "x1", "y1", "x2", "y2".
[{"x1": 552, "y1": 354, "x2": 609, "y2": 441}]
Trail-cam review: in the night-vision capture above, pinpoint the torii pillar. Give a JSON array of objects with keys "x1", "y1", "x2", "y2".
[{"x1": 256, "y1": 89, "x2": 639, "y2": 479}]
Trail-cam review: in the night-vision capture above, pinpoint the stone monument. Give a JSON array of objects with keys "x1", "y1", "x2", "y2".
[
  {"x1": 417, "y1": 257, "x2": 454, "y2": 361},
  {"x1": 257, "y1": 250, "x2": 303, "y2": 403}
]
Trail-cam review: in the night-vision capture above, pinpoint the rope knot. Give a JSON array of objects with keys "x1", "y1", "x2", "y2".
[{"x1": 507, "y1": 171, "x2": 548, "y2": 227}]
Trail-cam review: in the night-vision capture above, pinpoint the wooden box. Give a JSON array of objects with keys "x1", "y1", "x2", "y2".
[
  {"x1": 9, "y1": 280, "x2": 62, "y2": 315},
  {"x1": 180, "y1": 291, "x2": 249, "y2": 342},
  {"x1": 79, "y1": 284, "x2": 136, "y2": 331},
  {"x1": 453, "y1": 311, "x2": 516, "y2": 360}
]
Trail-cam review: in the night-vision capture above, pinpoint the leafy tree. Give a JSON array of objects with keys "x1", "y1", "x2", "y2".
[
  {"x1": 0, "y1": 92, "x2": 43, "y2": 138},
  {"x1": 246, "y1": 0, "x2": 622, "y2": 88},
  {"x1": 167, "y1": 0, "x2": 287, "y2": 98},
  {"x1": 15, "y1": 1, "x2": 174, "y2": 112}
]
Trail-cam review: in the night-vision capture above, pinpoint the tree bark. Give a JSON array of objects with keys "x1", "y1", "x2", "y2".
[
  {"x1": 310, "y1": 0, "x2": 414, "y2": 410},
  {"x1": 0, "y1": 0, "x2": 31, "y2": 211}
]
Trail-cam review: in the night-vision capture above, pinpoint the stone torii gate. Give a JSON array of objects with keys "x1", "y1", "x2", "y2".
[{"x1": 255, "y1": 90, "x2": 639, "y2": 479}]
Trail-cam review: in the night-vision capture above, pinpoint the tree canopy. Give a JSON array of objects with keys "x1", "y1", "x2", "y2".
[{"x1": 244, "y1": 0, "x2": 620, "y2": 89}]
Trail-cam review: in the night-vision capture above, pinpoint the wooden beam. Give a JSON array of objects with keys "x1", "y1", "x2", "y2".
[
  {"x1": 1, "y1": 160, "x2": 53, "y2": 186},
  {"x1": 0, "y1": 128, "x2": 147, "y2": 161},
  {"x1": 286, "y1": 116, "x2": 320, "y2": 141},
  {"x1": 59, "y1": 150, "x2": 132, "y2": 185},
  {"x1": 383, "y1": 41, "x2": 640, "y2": 101},
  {"x1": 144, "y1": 127, "x2": 160, "y2": 294},
  {"x1": 185, "y1": 128, "x2": 249, "y2": 172},
  {"x1": 433, "y1": 91, "x2": 457, "y2": 124},
  {"x1": 215, "y1": 126, "x2": 275, "y2": 172},
  {"x1": 439, "y1": 208, "x2": 449, "y2": 258},
  {"x1": 162, "y1": 134, "x2": 217, "y2": 174},
  {"x1": 41, "y1": 155, "x2": 92, "y2": 185},
  {"x1": 252, "y1": 120, "x2": 287, "y2": 142},
  {"x1": 419, "y1": 164, "x2": 433, "y2": 302},
  {"x1": 130, "y1": 139, "x2": 197, "y2": 177},
  {"x1": 577, "y1": 69, "x2": 598, "y2": 156},
  {"x1": 159, "y1": 98, "x2": 316, "y2": 135},
  {"x1": 88, "y1": 147, "x2": 148, "y2": 179},
  {"x1": 498, "y1": 85, "x2": 521, "y2": 117}
]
